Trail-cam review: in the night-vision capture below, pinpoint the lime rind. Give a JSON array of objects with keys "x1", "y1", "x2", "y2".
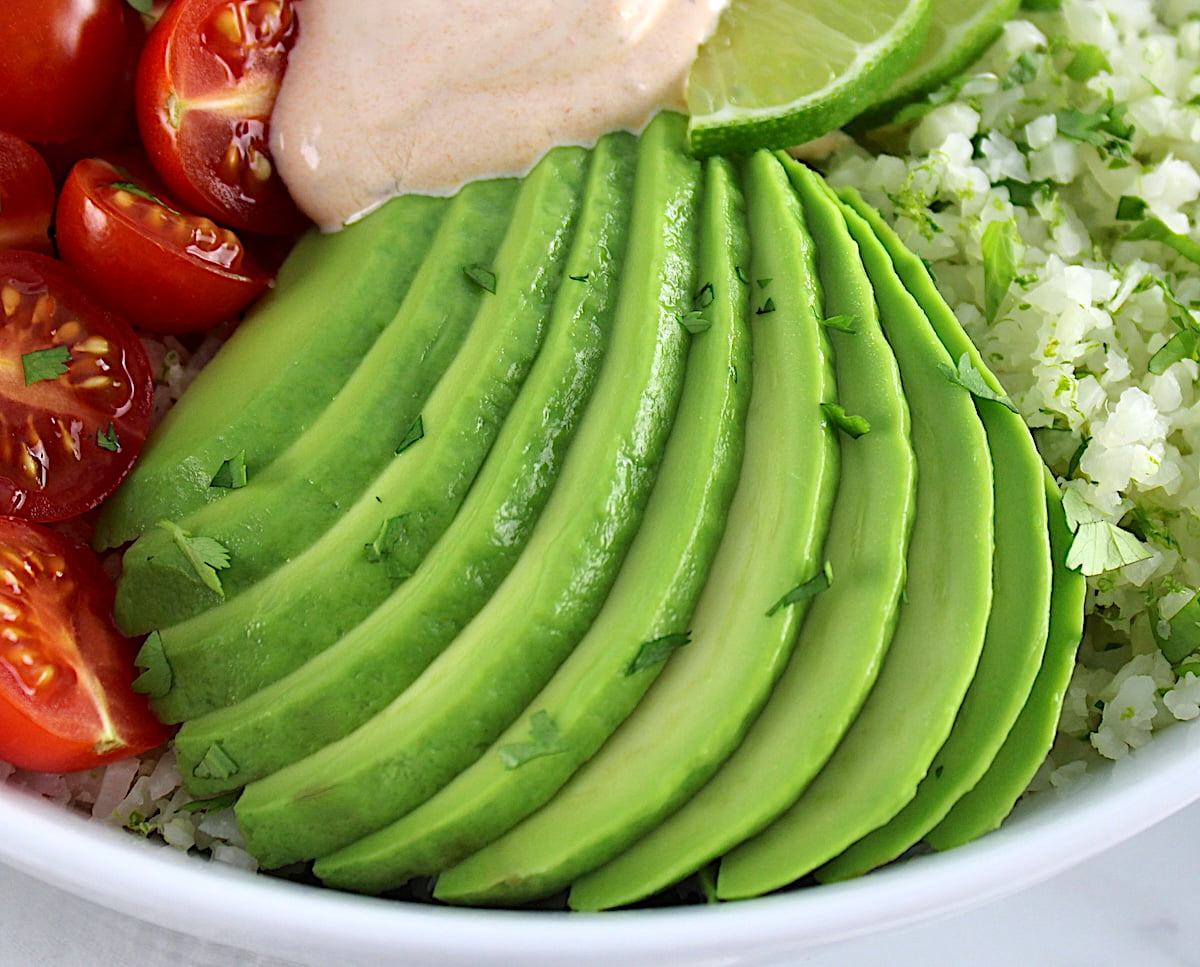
[
  {"x1": 855, "y1": 0, "x2": 1021, "y2": 128},
  {"x1": 687, "y1": 0, "x2": 933, "y2": 156}
]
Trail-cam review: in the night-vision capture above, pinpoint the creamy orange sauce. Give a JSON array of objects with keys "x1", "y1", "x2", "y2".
[{"x1": 271, "y1": 0, "x2": 727, "y2": 231}]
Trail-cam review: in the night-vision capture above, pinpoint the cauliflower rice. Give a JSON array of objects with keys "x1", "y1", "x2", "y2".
[{"x1": 7, "y1": 0, "x2": 1200, "y2": 893}]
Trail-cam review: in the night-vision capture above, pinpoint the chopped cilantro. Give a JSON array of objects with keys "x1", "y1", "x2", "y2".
[
  {"x1": 1127, "y1": 504, "x2": 1181, "y2": 552},
  {"x1": 981, "y1": 218, "x2": 1023, "y2": 324},
  {"x1": 110, "y1": 180, "x2": 178, "y2": 213},
  {"x1": 96, "y1": 422, "x2": 121, "y2": 452},
  {"x1": 694, "y1": 282, "x2": 715, "y2": 308},
  {"x1": 1148, "y1": 329, "x2": 1200, "y2": 375},
  {"x1": 1065, "y1": 43, "x2": 1111, "y2": 82},
  {"x1": 734, "y1": 265, "x2": 750, "y2": 285},
  {"x1": 822, "y1": 314, "x2": 859, "y2": 334},
  {"x1": 1004, "y1": 51, "x2": 1039, "y2": 88},
  {"x1": 1056, "y1": 97, "x2": 1134, "y2": 161},
  {"x1": 767, "y1": 562, "x2": 833, "y2": 617},
  {"x1": 679, "y1": 310, "x2": 711, "y2": 334},
  {"x1": 1124, "y1": 217, "x2": 1200, "y2": 266},
  {"x1": 210, "y1": 451, "x2": 248, "y2": 489},
  {"x1": 396, "y1": 415, "x2": 425, "y2": 454},
  {"x1": 156, "y1": 519, "x2": 232, "y2": 598},
  {"x1": 755, "y1": 297, "x2": 776, "y2": 316},
  {"x1": 568, "y1": 273, "x2": 590, "y2": 283},
  {"x1": 626, "y1": 631, "x2": 691, "y2": 676},
  {"x1": 1060, "y1": 491, "x2": 1151, "y2": 576},
  {"x1": 131, "y1": 631, "x2": 172, "y2": 698},
  {"x1": 1115, "y1": 195, "x2": 1148, "y2": 221},
  {"x1": 1154, "y1": 593, "x2": 1200, "y2": 662},
  {"x1": 1066, "y1": 435, "x2": 1089, "y2": 479},
  {"x1": 821, "y1": 402, "x2": 871, "y2": 439},
  {"x1": 124, "y1": 0, "x2": 153, "y2": 11},
  {"x1": 463, "y1": 264, "x2": 497, "y2": 293},
  {"x1": 498, "y1": 711, "x2": 566, "y2": 769},
  {"x1": 177, "y1": 791, "x2": 240, "y2": 815},
  {"x1": 22, "y1": 346, "x2": 72, "y2": 385},
  {"x1": 939, "y1": 353, "x2": 1020, "y2": 413},
  {"x1": 193, "y1": 743, "x2": 239, "y2": 781},
  {"x1": 364, "y1": 514, "x2": 420, "y2": 580}
]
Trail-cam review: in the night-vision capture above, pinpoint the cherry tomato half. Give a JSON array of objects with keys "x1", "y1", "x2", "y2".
[
  {"x1": 0, "y1": 0, "x2": 140, "y2": 146},
  {"x1": 0, "y1": 517, "x2": 171, "y2": 773},
  {"x1": 57, "y1": 157, "x2": 271, "y2": 333},
  {"x1": 0, "y1": 133, "x2": 55, "y2": 255},
  {"x1": 136, "y1": 0, "x2": 307, "y2": 235},
  {"x1": 0, "y1": 252, "x2": 154, "y2": 522}
]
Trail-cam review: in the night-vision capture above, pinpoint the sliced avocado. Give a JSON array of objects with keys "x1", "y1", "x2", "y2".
[
  {"x1": 113, "y1": 176, "x2": 522, "y2": 633},
  {"x1": 926, "y1": 470, "x2": 1086, "y2": 850},
  {"x1": 567, "y1": 156, "x2": 916, "y2": 911},
  {"x1": 431, "y1": 148, "x2": 839, "y2": 908},
  {"x1": 173, "y1": 130, "x2": 640, "y2": 795},
  {"x1": 313, "y1": 153, "x2": 752, "y2": 895},
  {"x1": 815, "y1": 188, "x2": 1054, "y2": 881},
  {"x1": 92, "y1": 193, "x2": 447, "y2": 551},
  {"x1": 234, "y1": 110, "x2": 703, "y2": 868},
  {"x1": 715, "y1": 181, "x2": 995, "y2": 902},
  {"x1": 141, "y1": 146, "x2": 592, "y2": 723}
]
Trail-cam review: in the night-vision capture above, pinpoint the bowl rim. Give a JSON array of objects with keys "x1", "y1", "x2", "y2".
[{"x1": 5, "y1": 718, "x2": 1200, "y2": 966}]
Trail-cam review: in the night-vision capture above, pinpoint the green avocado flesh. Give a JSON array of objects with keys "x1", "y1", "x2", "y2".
[{"x1": 109, "y1": 113, "x2": 1083, "y2": 907}]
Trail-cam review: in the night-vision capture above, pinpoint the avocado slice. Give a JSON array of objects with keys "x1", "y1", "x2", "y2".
[
  {"x1": 173, "y1": 130, "x2": 640, "y2": 796},
  {"x1": 134, "y1": 148, "x2": 594, "y2": 723},
  {"x1": 430, "y1": 147, "x2": 839, "y2": 908},
  {"x1": 92, "y1": 192, "x2": 447, "y2": 551},
  {"x1": 715, "y1": 181, "x2": 995, "y2": 902},
  {"x1": 234, "y1": 110, "x2": 703, "y2": 868},
  {"x1": 566, "y1": 156, "x2": 917, "y2": 911},
  {"x1": 114, "y1": 175, "x2": 522, "y2": 633},
  {"x1": 312, "y1": 153, "x2": 752, "y2": 896},
  {"x1": 927, "y1": 471, "x2": 1086, "y2": 849},
  {"x1": 815, "y1": 188, "x2": 1054, "y2": 881}
]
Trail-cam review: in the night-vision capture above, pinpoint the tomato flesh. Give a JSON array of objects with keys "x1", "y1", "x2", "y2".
[
  {"x1": 0, "y1": 252, "x2": 154, "y2": 522},
  {"x1": 57, "y1": 157, "x2": 271, "y2": 333},
  {"x1": 0, "y1": 132, "x2": 56, "y2": 255},
  {"x1": 137, "y1": 0, "x2": 307, "y2": 235},
  {"x1": 0, "y1": 517, "x2": 170, "y2": 773},
  {"x1": 0, "y1": 0, "x2": 139, "y2": 146}
]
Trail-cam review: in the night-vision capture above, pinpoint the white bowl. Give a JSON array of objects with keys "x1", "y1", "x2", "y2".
[{"x1": 4, "y1": 715, "x2": 1200, "y2": 967}]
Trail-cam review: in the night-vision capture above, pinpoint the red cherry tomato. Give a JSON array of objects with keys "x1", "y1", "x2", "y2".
[
  {"x1": 0, "y1": 0, "x2": 140, "y2": 146},
  {"x1": 136, "y1": 0, "x2": 307, "y2": 235},
  {"x1": 0, "y1": 517, "x2": 171, "y2": 773},
  {"x1": 0, "y1": 252, "x2": 154, "y2": 522},
  {"x1": 0, "y1": 133, "x2": 55, "y2": 255},
  {"x1": 56, "y1": 157, "x2": 271, "y2": 333}
]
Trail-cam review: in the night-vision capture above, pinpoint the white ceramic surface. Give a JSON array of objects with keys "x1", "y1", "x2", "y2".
[{"x1": 5, "y1": 715, "x2": 1200, "y2": 967}]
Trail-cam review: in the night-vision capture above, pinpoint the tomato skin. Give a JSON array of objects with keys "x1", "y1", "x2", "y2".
[
  {"x1": 0, "y1": 0, "x2": 140, "y2": 146},
  {"x1": 0, "y1": 133, "x2": 56, "y2": 255},
  {"x1": 136, "y1": 0, "x2": 308, "y2": 236},
  {"x1": 56, "y1": 157, "x2": 272, "y2": 333},
  {"x1": 0, "y1": 252, "x2": 154, "y2": 522},
  {"x1": 0, "y1": 517, "x2": 171, "y2": 773}
]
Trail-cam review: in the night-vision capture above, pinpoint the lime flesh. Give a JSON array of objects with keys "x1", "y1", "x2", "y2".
[{"x1": 686, "y1": 0, "x2": 933, "y2": 156}]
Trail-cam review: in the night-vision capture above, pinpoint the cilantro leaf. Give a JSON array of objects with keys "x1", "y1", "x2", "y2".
[
  {"x1": 96, "y1": 422, "x2": 121, "y2": 452},
  {"x1": 694, "y1": 282, "x2": 715, "y2": 308},
  {"x1": 1148, "y1": 329, "x2": 1200, "y2": 375},
  {"x1": 755, "y1": 297, "x2": 776, "y2": 316},
  {"x1": 463, "y1": 264, "x2": 497, "y2": 294},
  {"x1": 939, "y1": 353, "x2": 1020, "y2": 413},
  {"x1": 177, "y1": 791, "x2": 240, "y2": 815},
  {"x1": 626, "y1": 631, "x2": 691, "y2": 676},
  {"x1": 679, "y1": 310, "x2": 711, "y2": 334},
  {"x1": 156, "y1": 519, "x2": 232, "y2": 598},
  {"x1": 498, "y1": 711, "x2": 567, "y2": 769},
  {"x1": 1155, "y1": 592, "x2": 1200, "y2": 663},
  {"x1": 1123, "y1": 218, "x2": 1200, "y2": 266},
  {"x1": 364, "y1": 514, "x2": 422, "y2": 580},
  {"x1": 110, "y1": 180, "x2": 178, "y2": 213},
  {"x1": 131, "y1": 631, "x2": 172, "y2": 698},
  {"x1": 22, "y1": 346, "x2": 72, "y2": 385},
  {"x1": 1066, "y1": 520, "x2": 1151, "y2": 575},
  {"x1": 822, "y1": 314, "x2": 859, "y2": 334},
  {"x1": 1115, "y1": 195, "x2": 1148, "y2": 221},
  {"x1": 981, "y1": 218, "x2": 1023, "y2": 324},
  {"x1": 1056, "y1": 97, "x2": 1134, "y2": 160},
  {"x1": 396, "y1": 415, "x2": 425, "y2": 455},
  {"x1": 1065, "y1": 43, "x2": 1110, "y2": 82},
  {"x1": 821, "y1": 402, "x2": 871, "y2": 439},
  {"x1": 767, "y1": 562, "x2": 833, "y2": 617},
  {"x1": 210, "y1": 451, "x2": 248, "y2": 489},
  {"x1": 193, "y1": 743, "x2": 239, "y2": 781}
]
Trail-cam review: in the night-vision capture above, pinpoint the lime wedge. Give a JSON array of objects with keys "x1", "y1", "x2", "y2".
[
  {"x1": 857, "y1": 0, "x2": 1021, "y2": 127},
  {"x1": 686, "y1": 0, "x2": 933, "y2": 156}
]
